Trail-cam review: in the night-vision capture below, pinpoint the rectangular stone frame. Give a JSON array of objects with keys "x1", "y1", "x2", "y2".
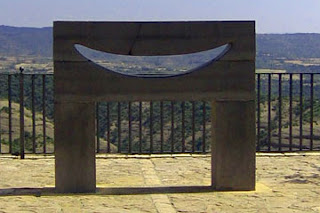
[{"x1": 54, "y1": 21, "x2": 255, "y2": 193}]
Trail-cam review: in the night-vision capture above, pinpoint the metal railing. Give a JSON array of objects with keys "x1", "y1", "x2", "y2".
[
  {"x1": 95, "y1": 101, "x2": 209, "y2": 154},
  {"x1": 1, "y1": 72, "x2": 320, "y2": 157},
  {"x1": 256, "y1": 73, "x2": 320, "y2": 152},
  {"x1": 0, "y1": 72, "x2": 53, "y2": 157}
]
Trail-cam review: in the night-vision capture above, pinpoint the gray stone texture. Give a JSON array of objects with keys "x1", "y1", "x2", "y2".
[
  {"x1": 53, "y1": 21, "x2": 255, "y2": 193},
  {"x1": 54, "y1": 102, "x2": 96, "y2": 192},
  {"x1": 211, "y1": 100, "x2": 256, "y2": 190}
]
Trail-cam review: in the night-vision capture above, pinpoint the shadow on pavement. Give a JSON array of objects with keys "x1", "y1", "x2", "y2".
[{"x1": 0, "y1": 186, "x2": 217, "y2": 196}]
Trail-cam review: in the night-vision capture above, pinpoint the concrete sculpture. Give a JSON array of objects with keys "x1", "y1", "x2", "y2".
[{"x1": 54, "y1": 21, "x2": 255, "y2": 193}]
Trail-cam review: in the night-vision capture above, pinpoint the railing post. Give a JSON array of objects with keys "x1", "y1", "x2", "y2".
[
  {"x1": 289, "y1": 74, "x2": 293, "y2": 151},
  {"x1": 192, "y1": 101, "x2": 195, "y2": 153},
  {"x1": 160, "y1": 101, "x2": 164, "y2": 153},
  {"x1": 278, "y1": 73, "x2": 282, "y2": 151},
  {"x1": 96, "y1": 102, "x2": 100, "y2": 153},
  {"x1": 310, "y1": 74, "x2": 314, "y2": 150},
  {"x1": 19, "y1": 67, "x2": 25, "y2": 159},
  {"x1": 267, "y1": 74, "x2": 271, "y2": 151},
  {"x1": 299, "y1": 74, "x2": 303, "y2": 150},
  {"x1": 202, "y1": 101, "x2": 206, "y2": 153},
  {"x1": 42, "y1": 75, "x2": 46, "y2": 153},
  {"x1": 8, "y1": 75, "x2": 12, "y2": 153},
  {"x1": 0, "y1": 87, "x2": 1, "y2": 153},
  {"x1": 117, "y1": 102, "x2": 121, "y2": 153},
  {"x1": 171, "y1": 101, "x2": 175, "y2": 153},
  {"x1": 181, "y1": 101, "x2": 185, "y2": 152},
  {"x1": 139, "y1": 101, "x2": 142, "y2": 153},
  {"x1": 128, "y1": 101, "x2": 132, "y2": 153},
  {"x1": 150, "y1": 101, "x2": 153, "y2": 153},
  {"x1": 107, "y1": 102, "x2": 110, "y2": 153},
  {"x1": 256, "y1": 74, "x2": 261, "y2": 151},
  {"x1": 31, "y1": 74, "x2": 36, "y2": 153}
]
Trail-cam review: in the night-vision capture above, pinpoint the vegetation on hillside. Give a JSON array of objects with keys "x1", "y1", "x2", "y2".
[
  {"x1": 0, "y1": 100, "x2": 54, "y2": 153},
  {"x1": 1, "y1": 26, "x2": 320, "y2": 73},
  {"x1": 257, "y1": 33, "x2": 320, "y2": 59},
  {"x1": 1, "y1": 26, "x2": 320, "y2": 152},
  {"x1": 0, "y1": 26, "x2": 52, "y2": 57}
]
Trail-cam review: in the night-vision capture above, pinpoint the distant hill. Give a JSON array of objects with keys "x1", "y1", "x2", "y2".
[
  {"x1": 0, "y1": 26, "x2": 52, "y2": 57},
  {"x1": 257, "y1": 33, "x2": 320, "y2": 59},
  {"x1": 1, "y1": 25, "x2": 320, "y2": 60}
]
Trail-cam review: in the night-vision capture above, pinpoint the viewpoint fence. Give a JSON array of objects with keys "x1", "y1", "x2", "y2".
[{"x1": 0, "y1": 72, "x2": 320, "y2": 157}]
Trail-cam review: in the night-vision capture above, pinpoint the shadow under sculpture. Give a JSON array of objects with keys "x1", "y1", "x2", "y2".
[{"x1": 53, "y1": 21, "x2": 256, "y2": 193}]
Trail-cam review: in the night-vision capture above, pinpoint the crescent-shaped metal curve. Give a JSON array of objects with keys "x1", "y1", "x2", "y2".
[{"x1": 74, "y1": 43, "x2": 232, "y2": 78}]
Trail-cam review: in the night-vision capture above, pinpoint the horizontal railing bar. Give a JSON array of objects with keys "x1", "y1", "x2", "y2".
[
  {"x1": 0, "y1": 73, "x2": 53, "y2": 75},
  {"x1": 256, "y1": 72, "x2": 320, "y2": 75}
]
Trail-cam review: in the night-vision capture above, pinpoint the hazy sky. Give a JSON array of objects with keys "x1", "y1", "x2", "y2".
[{"x1": 0, "y1": 0, "x2": 319, "y2": 33}]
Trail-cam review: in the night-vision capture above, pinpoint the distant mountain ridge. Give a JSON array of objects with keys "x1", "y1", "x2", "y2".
[
  {"x1": 1, "y1": 25, "x2": 320, "y2": 59},
  {"x1": 0, "y1": 25, "x2": 52, "y2": 57},
  {"x1": 257, "y1": 33, "x2": 320, "y2": 59}
]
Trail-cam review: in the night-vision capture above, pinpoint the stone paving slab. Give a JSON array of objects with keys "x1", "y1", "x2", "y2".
[{"x1": 0, "y1": 154, "x2": 319, "y2": 212}]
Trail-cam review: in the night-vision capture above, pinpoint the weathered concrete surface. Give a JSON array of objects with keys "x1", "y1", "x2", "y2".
[
  {"x1": 54, "y1": 21, "x2": 255, "y2": 103},
  {"x1": 211, "y1": 100, "x2": 256, "y2": 190},
  {"x1": 54, "y1": 21, "x2": 256, "y2": 192},
  {"x1": 54, "y1": 102, "x2": 96, "y2": 193},
  {"x1": 0, "y1": 154, "x2": 319, "y2": 212}
]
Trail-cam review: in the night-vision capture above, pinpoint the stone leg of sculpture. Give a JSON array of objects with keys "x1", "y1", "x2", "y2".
[
  {"x1": 211, "y1": 100, "x2": 255, "y2": 190},
  {"x1": 54, "y1": 102, "x2": 96, "y2": 193}
]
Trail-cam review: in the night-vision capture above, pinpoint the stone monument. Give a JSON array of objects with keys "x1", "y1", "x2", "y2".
[{"x1": 54, "y1": 21, "x2": 256, "y2": 193}]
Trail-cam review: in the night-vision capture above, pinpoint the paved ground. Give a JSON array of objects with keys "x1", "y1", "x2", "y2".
[{"x1": 0, "y1": 153, "x2": 319, "y2": 213}]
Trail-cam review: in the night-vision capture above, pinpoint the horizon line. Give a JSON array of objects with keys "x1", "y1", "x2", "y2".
[{"x1": 1, "y1": 24, "x2": 320, "y2": 35}]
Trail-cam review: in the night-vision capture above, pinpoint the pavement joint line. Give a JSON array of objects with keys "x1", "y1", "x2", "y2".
[
  {"x1": 0, "y1": 155, "x2": 319, "y2": 211},
  {"x1": 141, "y1": 159, "x2": 177, "y2": 213}
]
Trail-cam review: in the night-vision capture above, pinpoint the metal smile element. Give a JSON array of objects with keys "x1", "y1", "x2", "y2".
[{"x1": 74, "y1": 43, "x2": 231, "y2": 78}]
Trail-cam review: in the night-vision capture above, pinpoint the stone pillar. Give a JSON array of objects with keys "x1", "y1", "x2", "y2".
[
  {"x1": 54, "y1": 102, "x2": 96, "y2": 193},
  {"x1": 211, "y1": 100, "x2": 255, "y2": 190}
]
